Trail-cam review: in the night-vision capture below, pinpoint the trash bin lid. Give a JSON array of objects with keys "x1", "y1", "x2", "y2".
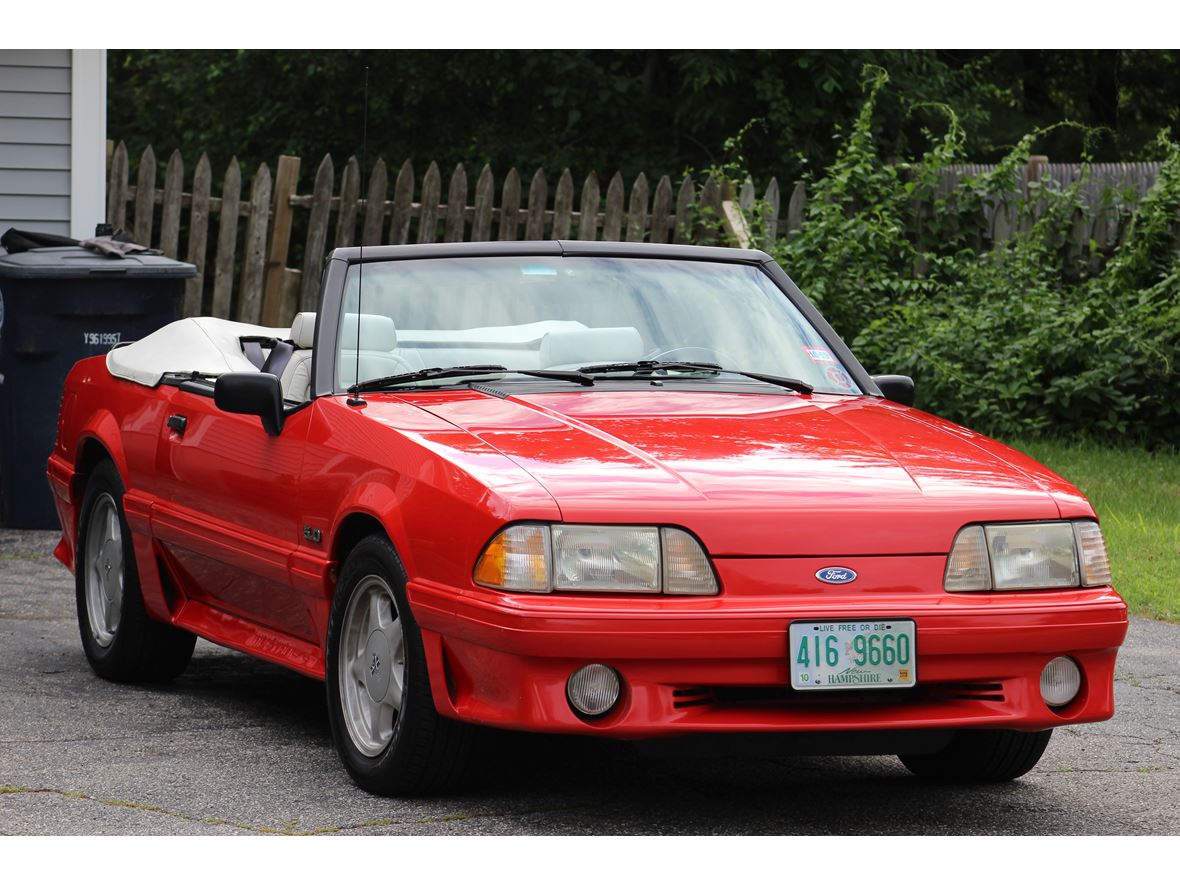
[{"x1": 0, "y1": 246, "x2": 197, "y2": 279}]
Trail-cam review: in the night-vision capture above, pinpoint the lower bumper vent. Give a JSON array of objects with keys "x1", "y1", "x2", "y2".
[{"x1": 670, "y1": 680, "x2": 1007, "y2": 711}]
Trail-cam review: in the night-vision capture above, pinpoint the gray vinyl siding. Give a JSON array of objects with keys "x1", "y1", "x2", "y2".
[{"x1": 0, "y1": 49, "x2": 72, "y2": 237}]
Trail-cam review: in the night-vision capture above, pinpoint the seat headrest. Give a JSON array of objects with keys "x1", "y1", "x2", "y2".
[
  {"x1": 290, "y1": 312, "x2": 317, "y2": 348},
  {"x1": 539, "y1": 327, "x2": 644, "y2": 368},
  {"x1": 341, "y1": 313, "x2": 398, "y2": 352}
]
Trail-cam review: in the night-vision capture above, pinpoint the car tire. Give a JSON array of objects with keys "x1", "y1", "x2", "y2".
[
  {"x1": 898, "y1": 728, "x2": 1052, "y2": 783},
  {"x1": 75, "y1": 459, "x2": 196, "y2": 682},
  {"x1": 325, "y1": 534, "x2": 474, "y2": 796}
]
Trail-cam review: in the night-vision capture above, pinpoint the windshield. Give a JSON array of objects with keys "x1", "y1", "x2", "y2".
[{"x1": 335, "y1": 256, "x2": 861, "y2": 394}]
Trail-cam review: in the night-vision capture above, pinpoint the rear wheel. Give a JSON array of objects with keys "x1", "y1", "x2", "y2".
[
  {"x1": 899, "y1": 728, "x2": 1052, "y2": 783},
  {"x1": 325, "y1": 534, "x2": 474, "y2": 795},
  {"x1": 76, "y1": 460, "x2": 195, "y2": 682}
]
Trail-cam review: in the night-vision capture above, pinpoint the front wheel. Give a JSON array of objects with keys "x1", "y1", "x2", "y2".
[
  {"x1": 75, "y1": 460, "x2": 196, "y2": 682},
  {"x1": 325, "y1": 534, "x2": 474, "y2": 795},
  {"x1": 898, "y1": 728, "x2": 1052, "y2": 783}
]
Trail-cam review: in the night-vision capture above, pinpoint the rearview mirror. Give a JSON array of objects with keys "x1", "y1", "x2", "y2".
[
  {"x1": 871, "y1": 374, "x2": 915, "y2": 407},
  {"x1": 214, "y1": 372, "x2": 284, "y2": 436}
]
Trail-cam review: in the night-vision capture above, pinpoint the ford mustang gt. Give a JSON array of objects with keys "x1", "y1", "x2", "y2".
[{"x1": 48, "y1": 241, "x2": 1127, "y2": 795}]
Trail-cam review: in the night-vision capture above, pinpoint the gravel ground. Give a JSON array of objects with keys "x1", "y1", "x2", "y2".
[{"x1": 1, "y1": 527, "x2": 1176, "y2": 836}]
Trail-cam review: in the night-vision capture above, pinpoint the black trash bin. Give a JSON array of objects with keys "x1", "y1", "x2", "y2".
[{"x1": 0, "y1": 247, "x2": 196, "y2": 529}]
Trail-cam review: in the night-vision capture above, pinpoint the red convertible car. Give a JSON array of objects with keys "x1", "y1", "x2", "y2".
[{"x1": 48, "y1": 241, "x2": 1127, "y2": 795}]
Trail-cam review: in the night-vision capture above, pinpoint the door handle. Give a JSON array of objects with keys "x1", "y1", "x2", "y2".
[{"x1": 167, "y1": 414, "x2": 188, "y2": 435}]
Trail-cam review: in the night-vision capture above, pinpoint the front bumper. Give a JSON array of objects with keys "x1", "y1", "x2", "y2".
[{"x1": 408, "y1": 555, "x2": 1128, "y2": 740}]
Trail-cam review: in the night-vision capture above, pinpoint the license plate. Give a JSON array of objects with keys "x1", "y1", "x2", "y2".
[{"x1": 788, "y1": 619, "x2": 916, "y2": 691}]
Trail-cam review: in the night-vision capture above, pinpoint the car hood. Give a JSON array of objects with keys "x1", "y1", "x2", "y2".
[{"x1": 392, "y1": 389, "x2": 1080, "y2": 556}]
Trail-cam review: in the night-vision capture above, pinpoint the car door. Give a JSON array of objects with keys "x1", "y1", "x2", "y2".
[{"x1": 147, "y1": 384, "x2": 319, "y2": 642}]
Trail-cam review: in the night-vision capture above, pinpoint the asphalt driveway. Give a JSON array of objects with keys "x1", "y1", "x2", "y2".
[{"x1": 1, "y1": 528, "x2": 1176, "y2": 836}]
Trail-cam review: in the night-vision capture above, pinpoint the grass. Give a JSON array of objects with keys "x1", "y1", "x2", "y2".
[{"x1": 1007, "y1": 438, "x2": 1180, "y2": 622}]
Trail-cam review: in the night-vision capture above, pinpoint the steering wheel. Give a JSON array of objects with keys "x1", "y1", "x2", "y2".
[{"x1": 643, "y1": 345, "x2": 738, "y2": 366}]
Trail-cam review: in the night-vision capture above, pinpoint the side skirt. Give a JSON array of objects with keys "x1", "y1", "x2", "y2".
[{"x1": 172, "y1": 599, "x2": 326, "y2": 681}]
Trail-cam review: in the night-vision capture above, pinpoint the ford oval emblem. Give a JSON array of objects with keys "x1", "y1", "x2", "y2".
[{"x1": 815, "y1": 567, "x2": 858, "y2": 584}]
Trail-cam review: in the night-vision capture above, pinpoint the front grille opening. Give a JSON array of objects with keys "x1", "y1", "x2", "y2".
[
  {"x1": 670, "y1": 680, "x2": 1007, "y2": 710},
  {"x1": 672, "y1": 688, "x2": 713, "y2": 709},
  {"x1": 927, "y1": 682, "x2": 1006, "y2": 702}
]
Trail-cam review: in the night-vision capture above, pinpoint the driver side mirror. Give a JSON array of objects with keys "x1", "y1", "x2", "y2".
[
  {"x1": 871, "y1": 374, "x2": 915, "y2": 407},
  {"x1": 214, "y1": 372, "x2": 285, "y2": 436}
]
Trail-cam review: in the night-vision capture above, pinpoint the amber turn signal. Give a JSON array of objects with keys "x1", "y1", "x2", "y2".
[{"x1": 473, "y1": 524, "x2": 551, "y2": 592}]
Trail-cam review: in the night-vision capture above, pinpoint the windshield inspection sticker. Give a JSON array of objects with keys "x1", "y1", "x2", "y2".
[
  {"x1": 825, "y1": 366, "x2": 855, "y2": 390},
  {"x1": 803, "y1": 346, "x2": 836, "y2": 363}
]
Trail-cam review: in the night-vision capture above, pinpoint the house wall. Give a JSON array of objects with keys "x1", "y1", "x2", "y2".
[{"x1": 0, "y1": 49, "x2": 106, "y2": 240}]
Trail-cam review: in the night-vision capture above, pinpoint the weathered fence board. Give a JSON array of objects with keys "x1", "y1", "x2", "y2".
[
  {"x1": 673, "y1": 176, "x2": 694, "y2": 244},
  {"x1": 699, "y1": 175, "x2": 723, "y2": 245},
  {"x1": 300, "y1": 154, "x2": 334, "y2": 312},
  {"x1": 389, "y1": 160, "x2": 414, "y2": 246},
  {"x1": 133, "y1": 145, "x2": 156, "y2": 247},
  {"x1": 762, "y1": 178, "x2": 780, "y2": 242},
  {"x1": 602, "y1": 172, "x2": 624, "y2": 241},
  {"x1": 649, "y1": 175, "x2": 672, "y2": 244},
  {"x1": 578, "y1": 173, "x2": 599, "y2": 241},
  {"x1": 183, "y1": 153, "x2": 212, "y2": 317},
  {"x1": 106, "y1": 141, "x2": 128, "y2": 229},
  {"x1": 445, "y1": 164, "x2": 467, "y2": 242},
  {"x1": 335, "y1": 156, "x2": 360, "y2": 249},
  {"x1": 786, "y1": 182, "x2": 807, "y2": 237},
  {"x1": 361, "y1": 158, "x2": 387, "y2": 246},
  {"x1": 159, "y1": 150, "x2": 183, "y2": 259},
  {"x1": 626, "y1": 173, "x2": 649, "y2": 243},
  {"x1": 499, "y1": 168, "x2": 521, "y2": 241},
  {"x1": 106, "y1": 142, "x2": 1168, "y2": 325},
  {"x1": 210, "y1": 157, "x2": 241, "y2": 321},
  {"x1": 261, "y1": 155, "x2": 301, "y2": 327},
  {"x1": 417, "y1": 161, "x2": 441, "y2": 245},
  {"x1": 525, "y1": 169, "x2": 547, "y2": 240},
  {"x1": 236, "y1": 163, "x2": 272, "y2": 325},
  {"x1": 739, "y1": 178, "x2": 755, "y2": 214},
  {"x1": 552, "y1": 169, "x2": 574, "y2": 239},
  {"x1": 471, "y1": 165, "x2": 495, "y2": 242}
]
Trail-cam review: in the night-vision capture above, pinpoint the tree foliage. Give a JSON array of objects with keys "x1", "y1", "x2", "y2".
[
  {"x1": 108, "y1": 50, "x2": 1180, "y2": 182},
  {"x1": 108, "y1": 51, "x2": 1180, "y2": 446},
  {"x1": 748, "y1": 68, "x2": 1180, "y2": 448}
]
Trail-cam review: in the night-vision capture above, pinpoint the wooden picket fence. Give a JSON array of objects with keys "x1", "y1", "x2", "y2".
[
  {"x1": 940, "y1": 158, "x2": 1164, "y2": 252},
  {"x1": 104, "y1": 141, "x2": 781, "y2": 329},
  {"x1": 104, "y1": 140, "x2": 1164, "y2": 329}
]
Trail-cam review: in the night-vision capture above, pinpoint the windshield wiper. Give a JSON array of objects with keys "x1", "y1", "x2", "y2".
[
  {"x1": 578, "y1": 360, "x2": 814, "y2": 394},
  {"x1": 579, "y1": 359, "x2": 723, "y2": 375},
  {"x1": 725, "y1": 370, "x2": 814, "y2": 394},
  {"x1": 349, "y1": 364, "x2": 595, "y2": 394}
]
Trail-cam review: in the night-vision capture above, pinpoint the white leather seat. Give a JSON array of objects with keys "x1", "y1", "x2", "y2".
[
  {"x1": 337, "y1": 312, "x2": 421, "y2": 389},
  {"x1": 538, "y1": 327, "x2": 644, "y2": 368},
  {"x1": 279, "y1": 312, "x2": 316, "y2": 402}
]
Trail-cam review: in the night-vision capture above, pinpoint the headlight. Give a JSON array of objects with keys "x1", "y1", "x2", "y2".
[
  {"x1": 475, "y1": 524, "x2": 718, "y2": 595},
  {"x1": 987, "y1": 522, "x2": 1078, "y2": 589},
  {"x1": 944, "y1": 519, "x2": 1111, "y2": 592},
  {"x1": 553, "y1": 525, "x2": 660, "y2": 592}
]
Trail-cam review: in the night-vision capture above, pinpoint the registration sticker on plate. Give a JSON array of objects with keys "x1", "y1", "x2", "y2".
[{"x1": 788, "y1": 620, "x2": 916, "y2": 691}]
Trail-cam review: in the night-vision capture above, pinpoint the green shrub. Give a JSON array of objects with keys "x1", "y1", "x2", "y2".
[{"x1": 742, "y1": 66, "x2": 1180, "y2": 448}]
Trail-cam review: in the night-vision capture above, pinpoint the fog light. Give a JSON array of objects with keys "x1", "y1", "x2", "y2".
[
  {"x1": 566, "y1": 664, "x2": 621, "y2": 718},
  {"x1": 1040, "y1": 656, "x2": 1082, "y2": 707}
]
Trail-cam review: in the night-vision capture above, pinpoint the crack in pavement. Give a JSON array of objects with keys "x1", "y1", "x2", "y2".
[
  {"x1": 0, "y1": 725, "x2": 276, "y2": 745},
  {"x1": 0, "y1": 784, "x2": 596, "y2": 836},
  {"x1": 1116, "y1": 676, "x2": 1180, "y2": 696},
  {"x1": 1043, "y1": 767, "x2": 1176, "y2": 774}
]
